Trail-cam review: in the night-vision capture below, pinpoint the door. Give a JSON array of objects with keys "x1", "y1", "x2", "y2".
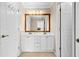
[
  {"x1": 0, "y1": 3, "x2": 9, "y2": 56},
  {"x1": 61, "y1": 2, "x2": 73, "y2": 57},
  {"x1": 76, "y1": 2, "x2": 79, "y2": 57},
  {"x1": 55, "y1": 3, "x2": 60, "y2": 57},
  {"x1": 0, "y1": 3, "x2": 20, "y2": 57}
]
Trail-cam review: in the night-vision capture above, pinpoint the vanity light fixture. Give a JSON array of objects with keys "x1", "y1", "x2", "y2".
[{"x1": 27, "y1": 9, "x2": 43, "y2": 15}]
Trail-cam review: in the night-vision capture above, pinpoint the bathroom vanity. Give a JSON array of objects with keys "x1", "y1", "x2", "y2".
[{"x1": 21, "y1": 32, "x2": 55, "y2": 52}]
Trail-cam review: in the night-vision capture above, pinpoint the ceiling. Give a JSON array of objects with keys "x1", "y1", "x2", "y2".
[{"x1": 20, "y1": 2, "x2": 54, "y2": 9}]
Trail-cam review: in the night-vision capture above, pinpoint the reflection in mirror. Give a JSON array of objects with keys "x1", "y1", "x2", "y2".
[
  {"x1": 31, "y1": 16, "x2": 45, "y2": 31},
  {"x1": 25, "y1": 14, "x2": 50, "y2": 32}
]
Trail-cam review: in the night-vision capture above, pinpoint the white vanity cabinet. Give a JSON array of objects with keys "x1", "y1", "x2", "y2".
[
  {"x1": 21, "y1": 35, "x2": 34, "y2": 52},
  {"x1": 21, "y1": 33, "x2": 54, "y2": 52}
]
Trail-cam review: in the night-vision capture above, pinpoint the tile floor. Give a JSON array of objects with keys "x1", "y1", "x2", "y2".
[{"x1": 20, "y1": 52, "x2": 56, "y2": 57}]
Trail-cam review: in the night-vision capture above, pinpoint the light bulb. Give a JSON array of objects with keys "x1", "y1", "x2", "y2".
[
  {"x1": 36, "y1": 10, "x2": 39, "y2": 14},
  {"x1": 32, "y1": 10, "x2": 35, "y2": 14},
  {"x1": 39, "y1": 11, "x2": 43, "y2": 14}
]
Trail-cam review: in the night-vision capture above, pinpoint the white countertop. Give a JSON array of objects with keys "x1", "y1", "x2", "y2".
[{"x1": 21, "y1": 32, "x2": 55, "y2": 36}]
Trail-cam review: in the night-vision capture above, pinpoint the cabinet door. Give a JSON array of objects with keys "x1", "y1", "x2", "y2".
[
  {"x1": 41, "y1": 36, "x2": 47, "y2": 51},
  {"x1": 28, "y1": 36, "x2": 34, "y2": 51},
  {"x1": 21, "y1": 35, "x2": 34, "y2": 52},
  {"x1": 46, "y1": 35, "x2": 54, "y2": 51}
]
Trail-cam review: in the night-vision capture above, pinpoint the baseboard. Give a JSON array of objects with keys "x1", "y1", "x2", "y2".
[
  {"x1": 17, "y1": 50, "x2": 21, "y2": 57},
  {"x1": 21, "y1": 50, "x2": 54, "y2": 52},
  {"x1": 53, "y1": 51, "x2": 57, "y2": 57}
]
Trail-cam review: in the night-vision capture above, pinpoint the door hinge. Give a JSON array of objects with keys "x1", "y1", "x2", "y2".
[
  {"x1": 59, "y1": 8, "x2": 61, "y2": 11},
  {"x1": 59, "y1": 47, "x2": 61, "y2": 50}
]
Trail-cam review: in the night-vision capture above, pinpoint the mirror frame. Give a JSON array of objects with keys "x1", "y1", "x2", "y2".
[{"x1": 25, "y1": 14, "x2": 50, "y2": 32}]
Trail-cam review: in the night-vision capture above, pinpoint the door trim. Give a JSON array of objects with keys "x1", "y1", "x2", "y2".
[
  {"x1": 60, "y1": 3, "x2": 61, "y2": 57},
  {"x1": 74, "y1": 2, "x2": 76, "y2": 57}
]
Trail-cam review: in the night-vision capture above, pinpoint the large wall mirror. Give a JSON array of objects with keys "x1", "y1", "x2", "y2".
[{"x1": 25, "y1": 14, "x2": 50, "y2": 32}]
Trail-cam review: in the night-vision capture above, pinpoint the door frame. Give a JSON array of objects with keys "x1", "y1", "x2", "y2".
[
  {"x1": 74, "y1": 2, "x2": 79, "y2": 57},
  {"x1": 73, "y1": 2, "x2": 76, "y2": 57},
  {"x1": 59, "y1": 3, "x2": 61, "y2": 57}
]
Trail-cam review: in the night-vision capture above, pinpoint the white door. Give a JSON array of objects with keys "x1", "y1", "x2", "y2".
[
  {"x1": 0, "y1": 3, "x2": 20, "y2": 57},
  {"x1": 0, "y1": 3, "x2": 9, "y2": 57},
  {"x1": 76, "y1": 2, "x2": 79, "y2": 57},
  {"x1": 55, "y1": 3, "x2": 60, "y2": 57},
  {"x1": 61, "y1": 2, "x2": 73, "y2": 57}
]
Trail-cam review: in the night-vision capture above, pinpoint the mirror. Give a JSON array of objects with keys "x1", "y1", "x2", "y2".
[{"x1": 25, "y1": 14, "x2": 50, "y2": 32}]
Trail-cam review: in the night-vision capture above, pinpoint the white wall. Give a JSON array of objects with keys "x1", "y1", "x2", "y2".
[{"x1": 50, "y1": 3, "x2": 60, "y2": 57}]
